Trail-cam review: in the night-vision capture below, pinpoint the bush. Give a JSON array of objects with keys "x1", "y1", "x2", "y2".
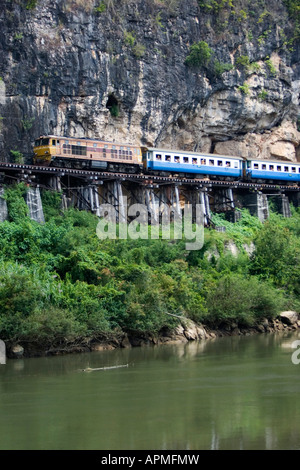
[
  {"x1": 4, "y1": 183, "x2": 29, "y2": 223},
  {"x1": 185, "y1": 41, "x2": 213, "y2": 68},
  {"x1": 205, "y1": 274, "x2": 285, "y2": 327},
  {"x1": 250, "y1": 217, "x2": 300, "y2": 294},
  {"x1": 0, "y1": 184, "x2": 298, "y2": 346}
]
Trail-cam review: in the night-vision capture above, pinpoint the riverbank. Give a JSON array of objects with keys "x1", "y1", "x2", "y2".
[
  {"x1": 1, "y1": 186, "x2": 299, "y2": 359},
  {"x1": 7, "y1": 311, "x2": 299, "y2": 359}
]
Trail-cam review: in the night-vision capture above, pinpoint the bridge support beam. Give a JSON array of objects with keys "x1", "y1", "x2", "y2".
[
  {"x1": 0, "y1": 187, "x2": 8, "y2": 222},
  {"x1": 238, "y1": 192, "x2": 269, "y2": 222},
  {"x1": 268, "y1": 194, "x2": 291, "y2": 218},
  {"x1": 26, "y1": 186, "x2": 45, "y2": 223}
]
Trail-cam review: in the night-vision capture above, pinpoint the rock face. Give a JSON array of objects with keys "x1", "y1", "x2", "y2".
[
  {"x1": 280, "y1": 311, "x2": 299, "y2": 325},
  {"x1": 0, "y1": 0, "x2": 300, "y2": 161}
]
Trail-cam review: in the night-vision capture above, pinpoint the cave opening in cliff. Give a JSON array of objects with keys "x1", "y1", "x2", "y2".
[{"x1": 106, "y1": 94, "x2": 119, "y2": 118}]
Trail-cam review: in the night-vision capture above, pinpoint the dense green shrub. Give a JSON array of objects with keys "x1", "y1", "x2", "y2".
[
  {"x1": 205, "y1": 274, "x2": 285, "y2": 327},
  {"x1": 185, "y1": 41, "x2": 213, "y2": 68},
  {"x1": 0, "y1": 185, "x2": 299, "y2": 345}
]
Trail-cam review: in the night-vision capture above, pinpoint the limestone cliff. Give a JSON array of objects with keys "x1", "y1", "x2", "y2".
[{"x1": 0, "y1": 0, "x2": 300, "y2": 162}]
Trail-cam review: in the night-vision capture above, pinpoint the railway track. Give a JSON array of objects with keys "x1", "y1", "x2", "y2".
[{"x1": 0, "y1": 161, "x2": 299, "y2": 191}]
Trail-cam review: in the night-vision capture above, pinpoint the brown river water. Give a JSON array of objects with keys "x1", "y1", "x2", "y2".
[{"x1": 0, "y1": 331, "x2": 300, "y2": 450}]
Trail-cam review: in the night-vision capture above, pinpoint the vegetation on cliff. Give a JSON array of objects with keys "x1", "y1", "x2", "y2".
[{"x1": 0, "y1": 184, "x2": 299, "y2": 351}]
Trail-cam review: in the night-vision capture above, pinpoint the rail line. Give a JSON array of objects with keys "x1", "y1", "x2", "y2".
[{"x1": 0, "y1": 162, "x2": 299, "y2": 191}]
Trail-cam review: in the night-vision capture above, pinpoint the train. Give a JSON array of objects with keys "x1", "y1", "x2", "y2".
[{"x1": 33, "y1": 135, "x2": 300, "y2": 184}]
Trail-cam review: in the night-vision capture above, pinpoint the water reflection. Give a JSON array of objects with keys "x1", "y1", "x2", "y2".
[{"x1": 0, "y1": 331, "x2": 300, "y2": 450}]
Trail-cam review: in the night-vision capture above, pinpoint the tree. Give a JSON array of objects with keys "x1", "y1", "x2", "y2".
[{"x1": 185, "y1": 41, "x2": 212, "y2": 68}]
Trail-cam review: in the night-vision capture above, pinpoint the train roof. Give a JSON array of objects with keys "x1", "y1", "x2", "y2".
[
  {"x1": 146, "y1": 147, "x2": 300, "y2": 165},
  {"x1": 144, "y1": 147, "x2": 245, "y2": 160},
  {"x1": 246, "y1": 157, "x2": 300, "y2": 165},
  {"x1": 36, "y1": 135, "x2": 140, "y2": 147}
]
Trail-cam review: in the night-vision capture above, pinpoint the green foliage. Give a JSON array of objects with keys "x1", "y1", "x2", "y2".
[
  {"x1": 205, "y1": 274, "x2": 284, "y2": 327},
  {"x1": 249, "y1": 62, "x2": 260, "y2": 73},
  {"x1": 124, "y1": 31, "x2": 136, "y2": 47},
  {"x1": 198, "y1": 0, "x2": 234, "y2": 13},
  {"x1": 94, "y1": 1, "x2": 106, "y2": 13},
  {"x1": 185, "y1": 41, "x2": 213, "y2": 68},
  {"x1": 238, "y1": 82, "x2": 250, "y2": 94},
  {"x1": 250, "y1": 215, "x2": 300, "y2": 295},
  {"x1": 14, "y1": 33, "x2": 23, "y2": 40},
  {"x1": 40, "y1": 189, "x2": 62, "y2": 221},
  {"x1": 214, "y1": 60, "x2": 234, "y2": 76},
  {"x1": 257, "y1": 10, "x2": 271, "y2": 23},
  {"x1": 265, "y1": 58, "x2": 277, "y2": 76},
  {"x1": 3, "y1": 183, "x2": 29, "y2": 223},
  {"x1": 25, "y1": 0, "x2": 37, "y2": 9},
  {"x1": 21, "y1": 116, "x2": 34, "y2": 131},
  {"x1": 132, "y1": 43, "x2": 146, "y2": 58},
  {"x1": 282, "y1": 0, "x2": 300, "y2": 45},
  {"x1": 211, "y1": 209, "x2": 262, "y2": 246},
  {"x1": 123, "y1": 31, "x2": 145, "y2": 58},
  {"x1": 258, "y1": 89, "x2": 268, "y2": 100},
  {"x1": 0, "y1": 185, "x2": 299, "y2": 347},
  {"x1": 283, "y1": 0, "x2": 300, "y2": 21},
  {"x1": 235, "y1": 55, "x2": 250, "y2": 69},
  {"x1": 10, "y1": 149, "x2": 24, "y2": 164}
]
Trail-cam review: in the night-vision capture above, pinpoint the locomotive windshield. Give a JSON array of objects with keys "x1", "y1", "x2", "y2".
[{"x1": 35, "y1": 138, "x2": 49, "y2": 146}]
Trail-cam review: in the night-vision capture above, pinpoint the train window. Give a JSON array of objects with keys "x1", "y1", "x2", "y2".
[
  {"x1": 234, "y1": 162, "x2": 238, "y2": 168},
  {"x1": 269, "y1": 165, "x2": 274, "y2": 171},
  {"x1": 277, "y1": 165, "x2": 282, "y2": 171},
  {"x1": 226, "y1": 161, "x2": 231, "y2": 167},
  {"x1": 63, "y1": 144, "x2": 71, "y2": 155},
  {"x1": 156, "y1": 154, "x2": 162, "y2": 160},
  {"x1": 72, "y1": 145, "x2": 86, "y2": 156},
  {"x1": 52, "y1": 140, "x2": 56, "y2": 146},
  {"x1": 34, "y1": 139, "x2": 40, "y2": 146},
  {"x1": 165, "y1": 155, "x2": 171, "y2": 161},
  {"x1": 200, "y1": 158, "x2": 206, "y2": 165},
  {"x1": 284, "y1": 166, "x2": 289, "y2": 172},
  {"x1": 217, "y1": 160, "x2": 223, "y2": 167},
  {"x1": 42, "y1": 138, "x2": 49, "y2": 145},
  {"x1": 254, "y1": 163, "x2": 259, "y2": 169},
  {"x1": 292, "y1": 167, "x2": 296, "y2": 172},
  {"x1": 209, "y1": 160, "x2": 214, "y2": 166},
  {"x1": 174, "y1": 156, "x2": 180, "y2": 163},
  {"x1": 183, "y1": 157, "x2": 189, "y2": 163},
  {"x1": 192, "y1": 158, "x2": 197, "y2": 165},
  {"x1": 262, "y1": 164, "x2": 266, "y2": 170}
]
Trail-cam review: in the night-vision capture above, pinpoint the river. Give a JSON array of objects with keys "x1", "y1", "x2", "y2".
[{"x1": 0, "y1": 331, "x2": 300, "y2": 450}]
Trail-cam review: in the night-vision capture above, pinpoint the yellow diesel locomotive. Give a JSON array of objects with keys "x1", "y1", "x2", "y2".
[{"x1": 33, "y1": 135, "x2": 143, "y2": 172}]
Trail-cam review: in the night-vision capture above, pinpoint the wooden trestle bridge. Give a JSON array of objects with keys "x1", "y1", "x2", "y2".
[{"x1": 0, "y1": 161, "x2": 299, "y2": 225}]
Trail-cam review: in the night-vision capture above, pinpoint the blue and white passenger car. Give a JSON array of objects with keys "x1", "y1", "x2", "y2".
[
  {"x1": 246, "y1": 158, "x2": 300, "y2": 183},
  {"x1": 143, "y1": 148, "x2": 243, "y2": 178}
]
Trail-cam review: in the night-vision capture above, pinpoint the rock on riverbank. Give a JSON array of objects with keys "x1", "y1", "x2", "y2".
[{"x1": 6, "y1": 311, "x2": 300, "y2": 359}]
